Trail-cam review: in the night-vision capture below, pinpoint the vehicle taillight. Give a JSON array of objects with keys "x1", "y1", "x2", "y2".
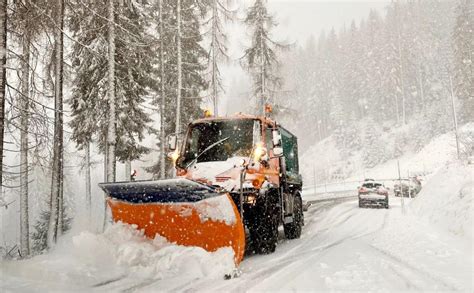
[{"x1": 377, "y1": 188, "x2": 388, "y2": 195}]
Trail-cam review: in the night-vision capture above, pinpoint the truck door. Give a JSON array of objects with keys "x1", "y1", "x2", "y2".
[{"x1": 279, "y1": 127, "x2": 301, "y2": 186}]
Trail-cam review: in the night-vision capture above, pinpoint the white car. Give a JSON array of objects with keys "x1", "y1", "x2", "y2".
[{"x1": 358, "y1": 180, "x2": 389, "y2": 209}]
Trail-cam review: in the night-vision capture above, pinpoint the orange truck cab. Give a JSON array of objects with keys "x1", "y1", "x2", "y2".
[{"x1": 172, "y1": 114, "x2": 304, "y2": 254}]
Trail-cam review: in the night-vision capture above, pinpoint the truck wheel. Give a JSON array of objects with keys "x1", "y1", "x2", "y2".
[
  {"x1": 249, "y1": 192, "x2": 279, "y2": 254},
  {"x1": 284, "y1": 195, "x2": 303, "y2": 240}
]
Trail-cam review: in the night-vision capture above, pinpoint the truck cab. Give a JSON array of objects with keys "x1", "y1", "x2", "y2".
[{"x1": 172, "y1": 114, "x2": 304, "y2": 253}]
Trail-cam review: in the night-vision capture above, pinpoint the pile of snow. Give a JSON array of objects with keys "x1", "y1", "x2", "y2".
[
  {"x1": 409, "y1": 163, "x2": 473, "y2": 240},
  {"x1": 71, "y1": 223, "x2": 235, "y2": 277},
  {"x1": 0, "y1": 223, "x2": 235, "y2": 291}
]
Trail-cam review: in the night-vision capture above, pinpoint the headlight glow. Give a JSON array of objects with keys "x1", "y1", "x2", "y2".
[
  {"x1": 171, "y1": 150, "x2": 180, "y2": 165},
  {"x1": 253, "y1": 142, "x2": 267, "y2": 162}
]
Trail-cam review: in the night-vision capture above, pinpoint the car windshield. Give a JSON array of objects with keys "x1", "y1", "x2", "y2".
[
  {"x1": 181, "y1": 119, "x2": 260, "y2": 166},
  {"x1": 363, "y1": 182, "x2": 382, "y2": 189}
]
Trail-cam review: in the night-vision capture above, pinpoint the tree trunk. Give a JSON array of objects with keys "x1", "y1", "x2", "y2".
[
  {"x1": 85, "y1": 143, "x2": 91, "y2": 220},
  {"x1": 449, "y1": 74, "x2": 461, "y2": 159},
  {"x1": 103, "y1": 138, "x2": 108, "y2": 230},
  {"x1": 0, "y1": 0, "x2": 6, "y2": 201},
  {"x1": 47, "y1": 0, "x2": 64, "y2": 247},
  {"x1": 20, "y1": 29, "x2": 30, "y2": 257},
  {"x1": 106, "y1": 0, "x2": 116, "y2": 183},
  {"x1": 159, "y1": 0, "x2": 166, "y2": 179},
  {"x1": 417, "y1": 64, "x2": 425, "y2": 114},
  {"x1": 260, "y1": 26, "x2": 265, "y2": 116},
  {"x1": 211, "y1": 0, "x2": 218, "y2": 116},
  {"x1": 394, "y1": 93, "x2": 400, "y2": 125},
  {"x1": 175, "y1": 0, "x2": 182, "y2": 136},
  {"x1": 396, "y1": 8, "x2": 406, "y2": 125},
  {"x1": 125, "y1": 160, "x2": 131, "y2": 181}
]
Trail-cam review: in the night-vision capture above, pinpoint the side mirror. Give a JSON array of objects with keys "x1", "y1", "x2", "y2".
[
  {"x1": 272, "y1": 130, "x2": 281, "y2": 146},
  {"x1": 168, "y1": 135, "x2": 177, "y2": 151},
  {"x1": 273, "y1": 146, "x2": 283, "y2": 157}
]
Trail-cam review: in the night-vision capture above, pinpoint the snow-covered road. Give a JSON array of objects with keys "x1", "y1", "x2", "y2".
[
  {"x1": 154, "y1": 196, "x2": 470, "y2": 292},
  {"x1": 1, "y1": 191, "x2": 471, "y2": 292}
]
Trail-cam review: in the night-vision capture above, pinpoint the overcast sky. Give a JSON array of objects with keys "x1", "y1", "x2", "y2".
[{"x1": 268, "y1": 0, "x2": 390, "y2": 43}]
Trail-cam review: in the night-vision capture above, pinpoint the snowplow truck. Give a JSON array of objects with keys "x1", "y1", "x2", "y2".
[{"x1": 99, "y1": 114, "x2": 304, "y2": 265}]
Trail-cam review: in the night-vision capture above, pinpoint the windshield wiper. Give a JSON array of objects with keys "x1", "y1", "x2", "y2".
[{"x1": 186, "y1": 136, "x2": 230, "y2": 168}]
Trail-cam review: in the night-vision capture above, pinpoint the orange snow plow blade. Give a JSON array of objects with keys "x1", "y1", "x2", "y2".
[{"x1": 99, "y1": 179, "x2": 245, "y2": 264}]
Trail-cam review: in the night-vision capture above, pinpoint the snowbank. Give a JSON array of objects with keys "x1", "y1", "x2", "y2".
[
  {"x1": 0, "y1": 223, "x2": 236, "y2": 291},
  {"x1": 71, "y1": 223, "x2": 235, "y2": 277},
  {"x1": 409, "y1": 163, "x2": 473, "y2": 240}
]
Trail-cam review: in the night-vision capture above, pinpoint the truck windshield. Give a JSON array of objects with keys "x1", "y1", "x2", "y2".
[{"x1": 181, "y1": 119, "x2": 259, "y2": 165}]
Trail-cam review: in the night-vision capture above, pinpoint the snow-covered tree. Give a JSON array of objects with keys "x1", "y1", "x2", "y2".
[
  {"x1": 278, "y1": 0, "x2": 458, "y2": 160},
  {"x1": 362, "y1": 119, "x2": 386, "y2": 168},
  {"x1": 148, "y1": 0, "x2": 209, "y2": 178},
  {"x1": 204, "y1": 0, "x2": 234, "y2": 115},
  {"x1": 242, "y1": 0, "x2": 286, "y2": 115},
  {"x1": 69, "y1": 0, "x2": 154, "y2": 176},
  {"x1": 32, "y1": 206, "x2": 71, "y2": 254},
  {"x1": 47, "y1": 0, "x2": 65, "y2": 248},
  {"x1": 9, "y1": 0, "x2": 48, "y2": 256}
]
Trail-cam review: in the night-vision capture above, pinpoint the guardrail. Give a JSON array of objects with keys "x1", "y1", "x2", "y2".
[{"x1": 303, "y1": 177, "x2": 419, "y2": 195}]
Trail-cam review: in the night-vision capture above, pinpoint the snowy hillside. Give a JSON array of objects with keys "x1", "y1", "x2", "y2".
[{"x1": 301, "y1": 123, "x2": 473, "y2": 185}]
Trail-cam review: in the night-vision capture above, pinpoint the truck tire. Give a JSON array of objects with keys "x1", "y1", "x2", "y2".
[
  {"x1": 284, "y1": 195, "x2": 303, "y2": 240},
  {"x1": 249, "y1": 191, "x2": 279, "y2": 254}
]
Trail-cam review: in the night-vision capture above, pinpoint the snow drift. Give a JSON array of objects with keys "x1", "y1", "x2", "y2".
[
  {"x1": 409, "y1": 163, "x2": 473, "y2": 240},
  {"x1": 0, "y1": 223, "x2": 236, "y2": 291}
]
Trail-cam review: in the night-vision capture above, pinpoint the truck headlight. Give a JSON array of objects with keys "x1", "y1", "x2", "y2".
[
  {"x1": 170, "y1": 150, "x2": 180, "y2": 165},
  {"x1": 253, "y1": 143, "x2": 267, "y2": 162}
]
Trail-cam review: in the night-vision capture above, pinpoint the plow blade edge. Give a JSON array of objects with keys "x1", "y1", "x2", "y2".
[{"x1": 99, "y1": 179, "x2": 245, "y2": 264}]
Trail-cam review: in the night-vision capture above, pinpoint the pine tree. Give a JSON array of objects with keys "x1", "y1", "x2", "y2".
[
  {"x1": 384, "y1": 1, "x2": 409, "y2": 125},
  {"x1": 362, "y1": 119, "x2": 386, "y2": 168},
  {"x1": 242, "y1": 0, "x2": 286, "y2": 115},
  {"x1": 47, "y1": 0, "x2": 65, "y2": 248},
  {"x1": 148, "y1": 0, "x2": 209, "y2": 178},
  {"x1": 32, "y1": 206, "x2": 71, "y2": 254},
  {"x1": 362, "y1": 9, "x2": 386, "y2": 120},
  {"x1": 205, "y1": 0, "x2": 234, "y2": 115},
  {"x1": 9, "y1": 0, "x2": 46, "y2": 257},
  {"x1": 69, "y1": 0, "x2": 154, "y2": 174}
]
